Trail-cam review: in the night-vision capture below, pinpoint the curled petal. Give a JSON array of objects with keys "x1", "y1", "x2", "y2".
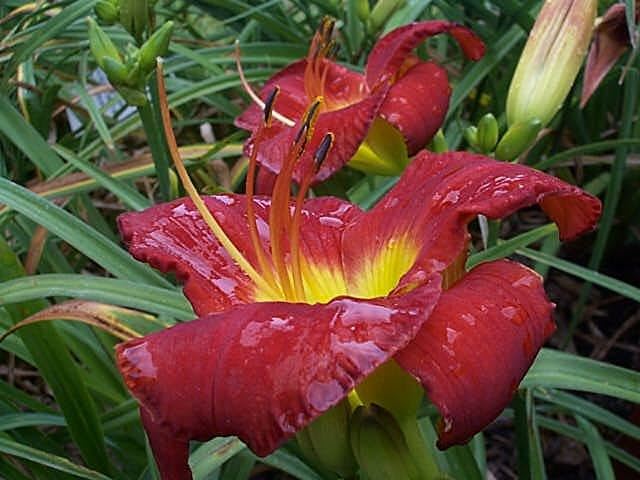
[
  {"x1": 342, "y1": 151, "x2": 601, "y2": 291},
  {"x1": 365, "y1": 21, "x2": 485, "y2": 88},
  {"x1": 379, "y1": 61, "x2": 451, "y2": 154},
  {"x1": 581, "y1": 4, "x2": 633, "y2": 107},
  {"x1": 118, "y1": 195, "x2": 359, "y2": 316},
  {"x1": 395, "y1": 260, "x2": 555, "y2": 447},
  {"x1": 116, "y1": 277, "x2": 442, "y2": 477}
]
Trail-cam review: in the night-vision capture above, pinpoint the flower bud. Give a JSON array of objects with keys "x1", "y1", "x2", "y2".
[
  {"x1": 430, "y1": 129, "x2": 448, "y2": 153},
  {"x1": 350, "y1": 404, "x2": 420, "y2": 480},
  {"x1": 139, "y1": 21, "x2": 174, "y2": 73},
  {"x1": 368, "y1": 0, "x2": 405, "y2": 34},
  {"x1": 95, "y1": 0, "x2": 119, "y2": 25},
  {"x1": 348, "y1": 118, "x2": 409, "y2": 176},
  {"x1": 476, "y1": 113, "x2": 499, "y2": 154},
  {"x1": 506, "y1": 0, "x2": 597, "y2": 127},
  {"x1": 355, "y1": 0, "x2": 371, "y2": 23},
  {"x1": 296, "y1": 399, "x2": 358, "y2": 478},
  {"x1": 119, "y1": 0, "x2": 150, "y2": 42},
  {"x1": 87, "y1": 17, "x2": 122, "y2": 70},
  {"x1": 495, "y1": 119, "x2": 542, "y2": 161},
  {"x1": 102, "y1": 56, "x2": 129, "y2": 84},
  {"x1": 464, "y1": 125, "x2": 479, "y2": 150}
]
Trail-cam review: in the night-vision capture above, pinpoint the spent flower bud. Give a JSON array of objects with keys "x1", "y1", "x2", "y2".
[{"x1": 506, "y1": 0, "x2": 597, "y2": 127}]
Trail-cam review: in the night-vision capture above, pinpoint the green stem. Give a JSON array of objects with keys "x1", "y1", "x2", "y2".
[
  {"x1": 137, "y1": 70, "x2": 172, "y2": 201},
  {"x1": 399, "y1": 419, "x2": 441, "y2": 479}
]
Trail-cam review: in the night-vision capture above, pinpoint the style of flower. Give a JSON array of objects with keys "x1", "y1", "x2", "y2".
[
  {"x1": 235, "y1": 18, "x2": 484, "y2": 182},
  {"x1": 115, "y1": 97, "x2": 601, "y2": 477}
]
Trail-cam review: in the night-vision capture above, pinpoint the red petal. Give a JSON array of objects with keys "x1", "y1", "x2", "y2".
[
  {"x1": 116, "y1": 276, "x2": 442, "y2": 474},
  {"x1": 581, "y1": 5, "x2": 632, "y2": 107},
  {"x1": 395, "y1": 260, "x2": 555, "y2": 447},
  {"x1": 365, "y1": 21, "x2": 485, "y2": 88},
  {"x1": 379, "y1": 61, "x2": 451, "y2": 154},
  {"x1": 342, "y1": 151, "x2": 601, "y2": 290},
  {"x1": 118, "y1": 195, "x2": 359, "y2": 316}
]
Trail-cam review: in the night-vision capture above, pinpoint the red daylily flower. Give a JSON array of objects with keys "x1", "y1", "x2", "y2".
[
  {"x1": 581, "y1": 4, "x2": 639, "y2": 107},
  {"x1": 116, "y1": 146, "x2": 600, "y2": 478},
  {"x1": 235, "y1": 19, "x2": 484, "y2": 183}
]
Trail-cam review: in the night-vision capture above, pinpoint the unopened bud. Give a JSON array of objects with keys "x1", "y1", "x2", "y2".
[
  {"x1": 95, "y1": 0, "x2": 119, "y2": 24},
  {"x1": 430, "y1": 129, "x2": 448, "y2": 153},
  {"x1": 356, "y1": 0, "x2": 371, "y2": 23},
  {"x1": 120, "y1": 0, "x2": 150, "y2": 42},
  {"x1": 139, "y1": 21, "x2": 174, "y2": 73},
  {"x1": 495, "y1": 119, "x2": 542, "y2": 161},
  {"x1": 348, "y1": 118, "x2": 409, "y2": 176},
  {"x1": 368, "y1": 0, "x2": 405, "y2": 34},
  {"x1": 102, "y1": 56, "x2": 128, "y2": 84},
  {"x1": 87, "y1": 17, "x2": 122, "y2": 69},
  {"x1": 476, "y1": 113, "x2": 499, "y2": 153},
  {"x1": 464, "y1": 125, "x2": 479, "y2": 150},
  {"x1": 350, "y1": 404, "x2": 420, "y2": 480},
  {"x1": 297, "y1": 399, "x2": 357, "y2": 478},
  {"x1": 506, "y1": 0, "x2": 597, "y2": 127}
]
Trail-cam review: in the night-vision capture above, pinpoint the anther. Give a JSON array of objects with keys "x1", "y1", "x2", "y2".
[
  {"x1": 263, "y1": 86, "x2": 280, "y2": 126},
  {"x1": 313, "y1": 133, "x2": 334, "y2": 168}
]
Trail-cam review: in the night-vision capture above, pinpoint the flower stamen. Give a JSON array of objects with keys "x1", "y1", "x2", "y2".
[{"x1": 156, "y1": 58, "x2": 281, "y2": 299}]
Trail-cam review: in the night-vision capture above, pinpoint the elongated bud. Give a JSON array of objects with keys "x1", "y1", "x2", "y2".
[
  {"x1": 120, "y1": 0, "x2": 150, "y2": 42},
  {"x1": 350, "y1": 404, "x2": 421, "y2": 480},
  {"x1": 495, "y1": 119, "x2": 542, "y2": 161},
  {"x1": 355, "y1": 0, "x2": 371, "y2": 23},
  {"x1": 476, "y1": 113, "x2": 499, "y2": 153},
  {"x1": 464, "y1": 125, "x2": 479, "y2": 150},
  {"x1": 348, "y1": 118, "x2": 409, "y2": 176},
  {"x1": 297, "y1": 399, "x2": 358, "y2": 478},
  {"x1": 506, "y1": 0, "x2": 597, "y2": 127},
  {"x1": 95, "y1": 0, "x2": 119, "y2": 24},
  {"x1": 138, "y1": 21, "x2": 174, "y2": 73},
  {"x1": 368, "y1": 0, "x2": 405, "y2": 34},
  {"x1": 102, "y1": 56, "x2": 128, "y2": 84},
  {"x1": 87, "y1": 17, "x2": 122, "y2": 69}
]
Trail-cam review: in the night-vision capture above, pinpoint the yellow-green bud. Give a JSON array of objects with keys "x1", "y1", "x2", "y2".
[
  {"x1": 495, "y1": 119, "x2": 542, "y2": 161},
  {"x1": 368, "y1": 0, "x2": 405, "y2": 33},
  {"x1": 355, "y1": 0, "x2": 371, "y2": 23},
  {"x1": 350, "y1": 404, "x2": 420, "y2": 480},
  {"x1": 95, "y1": 0, "x2": 119, "y2": 24},
  {"x1": 102, "y1": 56, "x2": 128, "y2": 84},
  {"x1": 87, "y1": 17, "x2": 122, "y2": 69},
  {"x1": 296, "y1": 399, "x2": 357, "y2": 478},
  {"x1": 430, "y1": 129, "x2": 448, "y2": 153},
  {"x1": 348, "y1": 118, "x2": 409, "y2": 176},
  {"x1": 120, "y1": 0, "x2": 150, "y2": 42},
  {"x1": 476, "y1": 113, "x2": 499, "y2": 153},
  {"x1": 464, "y1": 125, "x2": 479, "y2": 150},
  {"x1": 506, "y1": 0, "x2": 597, "y2": 127},
  {"x1": 139, "y1": 21, "x2": 174, "y2": 73}
]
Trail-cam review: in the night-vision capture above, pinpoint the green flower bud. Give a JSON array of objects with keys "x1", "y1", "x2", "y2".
[
  {"x1": 350, "y1": 404, "x2": 421, "y2": 480},
  {"x1": 464, "y1": 125, "x2": 479, "y2": 150},
  {"x1": 355, "y1": 0, "x2": 371, "y2": 23},
  {"x1": 139, "y1": 21, "x2": 174, "y2": 74},
  {"x1": 348, "y1": 118, "x2": 409, "y2": 176},
  {"x1": 430, "y1": 129, "x2": 448, "y2": 153},
  {"x1": 116, "y1": 85, "x2": 147, "y2": 106},
  {"x1": 506, "y1": 0, "x2": 597, "y2": 127},
  {"x1": 495, "y1": 119, "x2": 542, "y2": 161},
  {"x1": 476, "y1": 113, "x2": 499, "y2": 153},
  {"x1": 297, "y1": 399, "x2": 358, "y2": 478},
  {"x1": 120, "y1": 0, "x2": 150, "y2": 42},
  {"x1": 368, "y1": 0, "x2": 405, "y2": 33},
  {"x1": 95, "y1": 0, "x2": 119, "y2": 24},
  {"x1": 102, "y1": 56, "x2": 128, "y2": 84},
  {"x1": 87, "y1": 17, "x2": 122, "y2": 69}
]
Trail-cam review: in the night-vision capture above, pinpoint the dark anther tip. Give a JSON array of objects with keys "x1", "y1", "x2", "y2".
[
  {"x1": 263, "y1": 86, "x2": 280, "y2": 124},
  {"x1": 313, "y1": 132, "x2": 334, "y2": 166}
]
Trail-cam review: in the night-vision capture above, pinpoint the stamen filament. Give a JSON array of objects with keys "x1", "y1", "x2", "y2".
[
  {"x1": 234, "y1": 40, "x2": 295, "y2": 127},
  {"x1": 156, "y1": 58, "x2": 280, "y2": 299}
]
